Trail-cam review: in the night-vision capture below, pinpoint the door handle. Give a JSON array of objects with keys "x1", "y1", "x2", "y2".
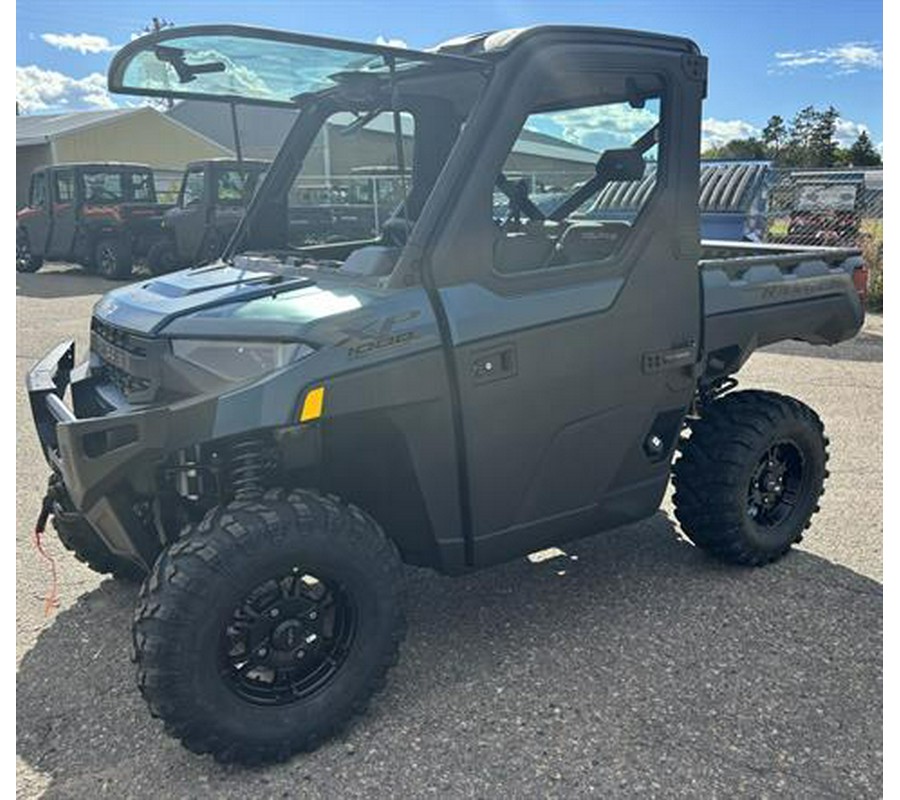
[{"x1": 471, "y1": 344, "x2": 517, "y2": 384}]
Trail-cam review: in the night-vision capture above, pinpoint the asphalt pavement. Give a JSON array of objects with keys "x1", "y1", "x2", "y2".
[{"x1": 16, "y1": 264, "x2": 882, "y2": 799}]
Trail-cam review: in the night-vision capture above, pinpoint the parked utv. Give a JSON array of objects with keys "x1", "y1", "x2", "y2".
[
  {"x1": 27, "y1": 25, "x2": 865, "y2": 765},
  {"x1": 16, "y1": 163, "x2": 170, "y2": 279},
  {"x1": 146, "y1": 158, "x2": 269, "y2": 274},
  {"x1": 785, "y1": 175, "x2": 864, "y2": 246}
]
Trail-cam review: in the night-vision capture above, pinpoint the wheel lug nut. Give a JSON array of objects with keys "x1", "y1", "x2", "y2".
[
  {"x1": 270, "y1": 608, "x2": 280, "y2": 618},
  {"x1": 309, "y1": 611, "x2": 318, "y2": 620},
  {"x1": 296, "y1": 649, "x2": 306, "y2": 660},
  {"x1": 257, "y1": 646, "x2": 268, "y2": 657}
]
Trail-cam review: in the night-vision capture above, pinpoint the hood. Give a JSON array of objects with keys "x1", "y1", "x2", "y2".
[{"x1": 93, "y1": 262, "x2": 382, "y2": 342}]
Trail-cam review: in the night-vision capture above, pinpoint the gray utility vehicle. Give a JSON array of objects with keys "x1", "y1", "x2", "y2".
[
  {"x1": 146, "y1": 158, "x2": 269, "y2": 274},
  {"x1": 28, "y1": 25, "x2": 865, "y2": 764},
  {"x1": 16, "y1": 163, "x2": 170, "y2": 279}
]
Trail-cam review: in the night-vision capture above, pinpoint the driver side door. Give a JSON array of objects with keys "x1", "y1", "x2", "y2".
[{"x1": 430, "y1": 45, "x2": 705, "y2": 566}]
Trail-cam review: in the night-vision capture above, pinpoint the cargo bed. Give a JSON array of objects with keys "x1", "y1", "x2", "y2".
[{"x1": 699, "y1": 239, "x2": 865, "y2": 378}]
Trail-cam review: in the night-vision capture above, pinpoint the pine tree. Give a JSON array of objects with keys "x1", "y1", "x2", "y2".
[{"x1": 848, "y1": 131, "x2": 882, "y2": 166}]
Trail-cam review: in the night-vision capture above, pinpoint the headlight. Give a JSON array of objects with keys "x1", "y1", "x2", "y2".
[{"x1": 171, "y1": 339, "x2": 314, "y2": 382}]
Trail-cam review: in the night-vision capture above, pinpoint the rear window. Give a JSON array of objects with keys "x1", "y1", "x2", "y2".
[{"x1": 82, "y1": 172, "x2": 124, "y2": 204}]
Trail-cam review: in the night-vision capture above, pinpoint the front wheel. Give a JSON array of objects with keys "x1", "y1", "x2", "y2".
[
  {"x1": 16, "y1": 231, "x2": 43, "y2": 273},
  {"x1": 672, "y1": 390, "x2": 828, "y2": 566},
  {"x1": 133, "y1": 489, "x2": 406, "y2": 764}
]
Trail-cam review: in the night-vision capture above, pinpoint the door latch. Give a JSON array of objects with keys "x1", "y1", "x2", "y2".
[
  {"x1": 642, "y1": 343, "x2": 696, "y2": 374},
  {"x1": 472, "y1": 344, "x2": 517, "y2": 384}
]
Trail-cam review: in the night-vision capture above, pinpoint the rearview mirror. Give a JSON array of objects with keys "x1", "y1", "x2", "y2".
[{"x1": 596, "y1": 148, "x2": 646, "y2": 182}]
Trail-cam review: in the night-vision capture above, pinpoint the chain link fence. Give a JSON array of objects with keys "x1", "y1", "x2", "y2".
[{"x1": 763, "y1": 167, "x2": 883, "y2": 248}]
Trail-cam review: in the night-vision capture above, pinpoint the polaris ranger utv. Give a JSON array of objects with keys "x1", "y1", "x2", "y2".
[
  {"x1": 146, "y1": 158, "x2": 269, "y2": 274},
  {"x1": 16, "y1": 163, "x2": 170, "y2": 279},
  {"x1": 27, "y1": 25, "x2": 865, "y2": 764}
]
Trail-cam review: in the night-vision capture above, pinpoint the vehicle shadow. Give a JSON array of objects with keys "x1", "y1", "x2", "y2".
[
  {"x1": 17, "y1": 512, "x2": 882, "y2": 799},
  {"x1": 15, "y1": 265, "x2": 147, "y2": 300}
]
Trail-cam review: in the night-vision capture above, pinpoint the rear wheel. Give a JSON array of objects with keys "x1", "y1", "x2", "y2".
[
  {"x1": 196, "y1": 230, "x2": 224, "y2": 266},
  {"x1": 672, "y1": 390, "x2": 828, "y2": 566},
  {"x1": 146, "y1": 239, "x2": 180, "y2": 275},
  {"x1": 95, "y1": 237, "x2": 133, "y2": 280},
  {"x1": 133, "y1": 489, "x2": 406, "y2": 764},
  {"x1": 16, "y1": 231, "x2": 43, "y2": 273}
]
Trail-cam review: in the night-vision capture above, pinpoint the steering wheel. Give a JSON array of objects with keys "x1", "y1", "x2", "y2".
[
  {"x1": 380, "y1": 217, "x2": 413, "y2": 247},
  {"x1": 495, "y1": 174, "x2": 545, "y2": 228}
]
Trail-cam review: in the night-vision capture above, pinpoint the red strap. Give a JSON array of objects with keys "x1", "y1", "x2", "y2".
[{"x1": 32, "y1": 528, "x2": 60, "y2": 616}]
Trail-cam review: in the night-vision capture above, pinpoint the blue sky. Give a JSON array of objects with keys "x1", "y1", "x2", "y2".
[{"x1": 15, "y1": 0, "x2": 883, "y2": 151}]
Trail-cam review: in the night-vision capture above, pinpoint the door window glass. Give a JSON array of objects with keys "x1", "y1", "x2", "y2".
[
  {"x1": 131, "y1": 172, "x2": 156, "y2": 202},
  {"x1": 31, "y1": 172, "x2": 48, "y2": 207},
  {"x1": 493, "y1": 96, "x2": 661, "y2": 274},
  {"x1": 82, "y1": 172, "x2": 124, "y2": 204},
  {"x1": 54, "y1": 171, "x2": 74, "y2": 203},
  {"x1": 217, "y1": 169, "x2": 263, "y2": 205},
  {"x1": 181, "y1": 169, "x2": 206, "y2": 206}
]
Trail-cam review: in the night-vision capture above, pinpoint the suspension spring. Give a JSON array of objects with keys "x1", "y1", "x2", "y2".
[{"x1": 229, "y1": 438, "x2": 267, "y2": 501}]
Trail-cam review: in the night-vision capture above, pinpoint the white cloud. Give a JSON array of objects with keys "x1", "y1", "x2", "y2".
[
  {"x1": 16, "y1": 65, "x2": 117, "y2": 112},
  {"x1": 547, "y1": 105, "x2": 659, "y2": 148},
  {"x1": 772, "y1": 42, "x2": 882, "y2": 74},
  {"x1": 41, "y1": 32, "x2": 118, "y2": 54},
  {"x1": 701, "y1": 118, "x2": 760, "y2": 150},
  {"x1": 375, "y1": 35, "x2": 408, "y2": 48},
  {"x1": 834, "y1": 117, "x2": 870, "y2": 147}
]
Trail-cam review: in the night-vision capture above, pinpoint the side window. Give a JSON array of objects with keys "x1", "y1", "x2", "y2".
[
  {"x1": 492, "y1": 94, "x2": 661, "y2": 274},
  {"x1": 54, "y1": 171, "x2": 74, "y2": 203},
  {"x1": 83, "y1": 172, "x2": 124, "y2": 204},
  {"x1": 217, "y1": 170, "x2": 251, "y2": 205},
  {"x1": 31, "y1": 172, "x2": 48, "y2": 207},
  {"x1": 181, "y1": 169, "x2": 205, "y2": 206},
  {"x1": 131, "y1": 172, "x2": 155, "y2": 202}
]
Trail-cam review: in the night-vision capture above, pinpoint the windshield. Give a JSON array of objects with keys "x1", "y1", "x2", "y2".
[{"x1": 109, "y1": 25, "x2": 485, "y2": 107}]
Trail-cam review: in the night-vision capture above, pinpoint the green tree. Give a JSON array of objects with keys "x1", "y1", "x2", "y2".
[
  {"x1": 782, "y1": 105, "x2": 840, "y2": 167},
  {"x1": 848, "y1": 131, "x2": 882, "y2": 166},
  {"x1": 761, "y1": 115, "x2": 787, "y2": 158},
  {"x1": 703, "y1": 137, "x2": 767, "y2": 160}
]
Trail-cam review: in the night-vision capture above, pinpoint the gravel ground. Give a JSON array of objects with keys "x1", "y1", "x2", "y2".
[{"x1": 16, "y1": 265, "x2": 882, "y2": 799}]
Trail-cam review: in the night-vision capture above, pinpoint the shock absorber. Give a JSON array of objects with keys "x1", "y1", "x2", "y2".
[{"x1": 229, "y1": 438, "x2": 267, "y2": 501}]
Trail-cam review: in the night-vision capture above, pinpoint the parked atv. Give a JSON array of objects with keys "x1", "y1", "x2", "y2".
[
  {"x1": 28, "y1": 24, "x2": 865, "y2": 764},
  {"x1": 16, "y1": 163, "x2": 170, "y2": 279},
  {"x1": 146, "y1": 158, "x2": 269, "y2": 274}
]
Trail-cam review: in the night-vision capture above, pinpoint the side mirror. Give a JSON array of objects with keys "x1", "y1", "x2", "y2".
[{"x1": 596, "y1": 148, "x2": 645, "y2": 182}]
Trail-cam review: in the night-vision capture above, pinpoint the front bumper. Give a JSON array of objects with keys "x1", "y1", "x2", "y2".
[
  {"x1": 28, "y1": 339, "x2": 322, "y2": 569},
  {"x1": 27, "y1": 340, "x2": 218, "y2": 568}
]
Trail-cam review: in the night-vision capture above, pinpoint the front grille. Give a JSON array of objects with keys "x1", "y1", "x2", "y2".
[
  {"x1": 91, "y1": 317, "x2": 158, "y2": 403},
  {"x1": 91, "y1": 318, "x2": 147, "y2": 356}
]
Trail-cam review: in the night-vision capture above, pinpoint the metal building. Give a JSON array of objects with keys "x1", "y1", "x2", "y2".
[{"x1": 16, "y1": 108, "x2": 232, "y2": 208}]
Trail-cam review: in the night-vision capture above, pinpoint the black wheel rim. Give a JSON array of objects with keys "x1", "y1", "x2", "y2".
[
  {"x1": 747, "y1": 440, "x2": 805, "y2": 527},
  {"x1": 16, "y1": 239, "x2": 30, "y2": 270},
  {"x1": 98, "y1": 245, "x2": 116, "y2": 276},
  {"x1": 219, "y1": 567, "x2": 357, "y2": 706}
]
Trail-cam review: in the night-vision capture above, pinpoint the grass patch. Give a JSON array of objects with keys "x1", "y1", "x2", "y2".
[{"x1": 862, "y1": 232, "x2": 883, "y2": 312}]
